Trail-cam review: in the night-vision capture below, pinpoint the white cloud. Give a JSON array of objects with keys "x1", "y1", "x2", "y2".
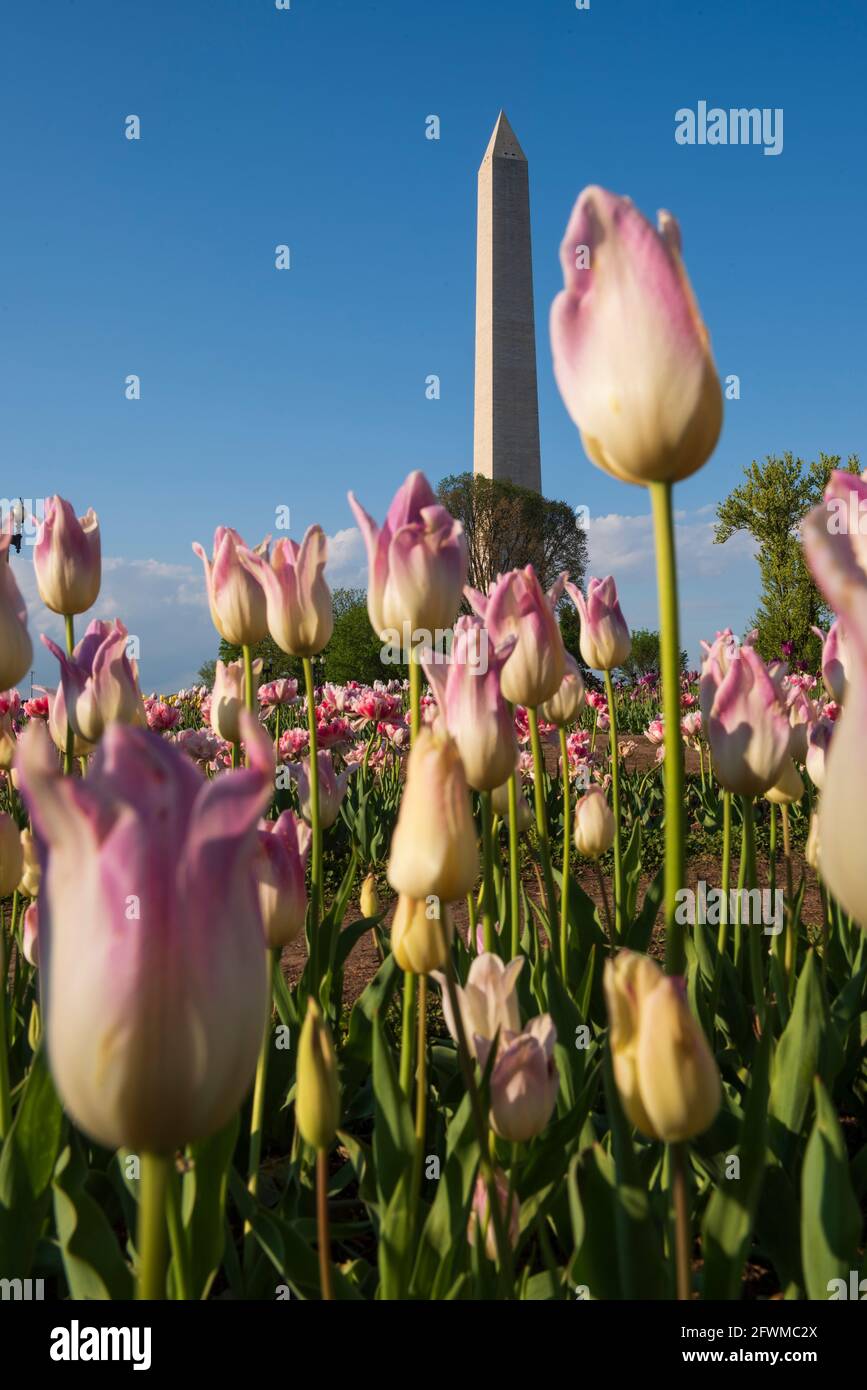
[{"x1": 585, "y1": 508, "x2": 760, "y2": 661}]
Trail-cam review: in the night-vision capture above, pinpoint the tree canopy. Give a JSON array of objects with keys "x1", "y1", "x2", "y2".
[
  {"x1": 714, "y1": 452, "x2": 860, "y2": 665},
  {"x1": 436, "y1": 471, "x2": 588, "y2": 597}
]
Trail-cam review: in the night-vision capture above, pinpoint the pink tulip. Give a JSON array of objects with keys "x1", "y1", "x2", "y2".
[
  {"x1": 422, "y1": 615, "x2": 518, "y2": 791},
  {"x1": 33, "y1": 496, "x2": 101, "y2": 616},
  {"x1": 565, "y1": 575, "x2": 631, "y2": 671},
  {"x1": 253, "y1": 810, "x2": 311, "y2": 949},
  {"x1": 812, "y1": 620, "x2": 849, "y2": 704},
  {"x1": 644, "y1": 718, "x2": 665, "y2": 746},
  {"x1": 802, "y1": 471, "x2": 867, "y2": 924},
  {"x1": 16, "y1": 712, "x2": 273, "y2": 1151},
  {"x1": 144, "y1": 698, "x2": 181, "y2": 733},
  {"x1": 192, "y1": 527, "x2": 270, "y2": 647},
  {"x1": 258, "y1": 678, "x2": 299, "y2": 709},
  {"x1": 467, "y1": 567, "x2": 566, "y2": 708},
  {"x1": 348, "y1": 470, "x2": 467, "y2": 639},
  {"x1": 289, "y1": 749, "x2": 354, "y2": 829},
  {"x1": 239, "y1": 526, "x2": 333, "y2": 657},
  {"x1": 477, "y1": 1015, "x2": 559, "y2": 1143},
  {"x1": 467, "y1": 1168, "x2": 520, "y2": 1262},
  {"x1": 701, "y1": 640, "x2": 790, "y2": 795},
  {"x1": 550, "y1": 188, "x2": 722, "y2": 485},
  {"x1": 680, "y1": 711, "x2": 702, "y2": 741},
  {"x1": 42, "y1": 619, "x2": 145, "y2": 744},
  {"x1": 805, "y1": 716, "x2": 834, "y2": 790},
  {"x1": 0, "y1": 525, "x2": 33, "y2": 691},
  {"x1": 210, "y1": 657, "x2": 262, "y2": 745},
  {"x1": 539, "y1": 652, "x2": 586, "y2": 726},
  {"x1": 23, "y1": 901, "x2": 39, "y2": 967}
]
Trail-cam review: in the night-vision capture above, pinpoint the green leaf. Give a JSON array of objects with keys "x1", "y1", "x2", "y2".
[
  {"x1": 411, "y1": 1090, "x2": 479, "y2": 1298},
  {"x1": 52, "y1": 1139, "x2": 133, "y2": 1299},
  {"x1": 0, "y1": 1048, "x2": 64, "y2": 1277},
  {"x1": 701, "y1": 1029, "x2": 771, "y2": 1298},
  {"x1": 800, "y1": 1077, "x2": 861, "y2": 1300},
  {"x1": 371, "y1": 1011, "x2": 414, "y2": 1206},
  {"x1": 179, "y1": 1113, "x2": 239, "y2": 1300},
  {"x1": 768, "y1": 951, "x2": 833, "y2": 1170},
  {"x1": 600, "y1": 1046, "x2": 667, "y2": 1299}
]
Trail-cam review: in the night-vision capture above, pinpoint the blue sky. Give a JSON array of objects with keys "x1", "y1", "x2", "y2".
[{"x1": 2, "y1": 0, "x2": 865, "y2": 689}]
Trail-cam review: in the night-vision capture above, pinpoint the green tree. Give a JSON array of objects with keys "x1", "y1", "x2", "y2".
[
  {"x1": 436, "y1": 471, "x2": 588, "y2": 597},
  {"x1": 714, "y1": 452, "x2": 860, "y2": 665},
  {"x1": 217, "y1": 588, "x2": 400, "y2": 687},
  {"x1": 197, "y1": 659, "x2": 216, "y2": 689},
  {"x1": 618, "y1": 629, "x2": 687, "y2": 682}
]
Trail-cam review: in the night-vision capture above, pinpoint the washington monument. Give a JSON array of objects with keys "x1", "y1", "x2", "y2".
[{"x1": 472, "y1": 112, "x2": 542, "y2": 493}]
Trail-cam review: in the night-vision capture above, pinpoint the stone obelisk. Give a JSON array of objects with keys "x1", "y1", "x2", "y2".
[{"x1": 473, "y1": 112, "x2": 542, "y2": 492}]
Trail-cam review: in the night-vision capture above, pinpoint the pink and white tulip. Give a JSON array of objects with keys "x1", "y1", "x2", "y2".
[
  {"x1": 34, "y1": 496, "x2": 101, "y2": 616},
  {"x1": 565, "y1": 575, "x2": 631, "y2": 672},
  {"x1": 43, "y1": 619, "x2": 145, "y2": 744},
  {"x1": 348, "y1": 471, "x2": 467, "y2": 640},
  {"x1": 550, "y1": 188, "x2": 722, "y2": 486},
  {"x1": 16, "y1": 713, "x2": 273, "y2": 1151},
  {"x1": 192, "y1": 527, "x2": 270, "y2": 647},
  {"x1": 422, "y1": 615, "x2": 518, "y2": 791},
  {"x1": 700, "y1": 638, "x2": 790, "y2": 796},
  {"x1": 239, "y1": 526, "x2": 333, "y2": 657},
  {"x1": 253, "y1": 810, "x2": 311, "y2": 948},
  {"x1": 467, "y1": 567, "x2": 566, "y2": 708}
]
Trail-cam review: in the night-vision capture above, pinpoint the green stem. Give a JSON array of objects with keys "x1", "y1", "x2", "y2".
[
  {"x1": 781, "y1": 804, "x2": 795, "y2": 995},
  {"x1": 137, "y1": 1152, "x2": 170, "y2": 1300},
  {"x1": 399, "y1": 655, "x2": 423, "y2": 1098},
  {"x1": 399, "y1": 971, "x2": 416, "y2": 1098},
  {"x1": 165, "y1": 1163, "x2": 192, "y2": 1301},
  {"x1": 303, "y1": 658, "x2": 322, "y2": 989},
  {"x1": 603, "y1": 670, "x2": 623, "y2": 939},
  {"x1": 741, "y1": 796, "x2": 764, "y2": 1022},
  {"x1": 410, "y1": 975, "x2": 428, "y2": 1217},
  {"x1": 527, "y1": 706, "x2": 559, "y2": 967},
  {"x1": 710, "y1": 791, "x2": 732, "y2": 1023},
  {"x1": 481, "y1": 792, "x2": 495, "y2": 953},
  {"x1": 244, "y1": 970, "x2": 274, "y2": 1266},
  {"x1": 649, "y1": 482, "x2": 686, "y2": 976},
  {"x1": 507, "y1": 768, "x2": 521, "y2": 958},
  {"x1": 316, "y1": 1148, "x2": 334, "y2": 1301},
  {"x1": 558, "y1": 726, "x2": 571, "y2": 979},
  {"x1": 671, "y1": 1142, "x2": 692, "y2": 1300},
  {"x1": 63, "y1": 613, "x2": 75, "y2": 776}
]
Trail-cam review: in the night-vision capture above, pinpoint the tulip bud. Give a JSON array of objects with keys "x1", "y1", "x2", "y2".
[
  {"x1": 422, "y1": 616, "x2": 518, "y2": 791},
  {"x1": 28, "y1": 1001, "x2": 41, "y2": 1052},
  {"x1": 46, "y1": 683, "x2": 93, "y2": 758},
  {"x1": 573, "y1": 785, "x2": 615, "y2": 859},
  {"x1": 764, "y1": 758, "x2": 804, "y2": 806},
  {"x1": 239, "y1": 527, "x2": 333, "y2": 658},
  {"x1": 210, "y1": 658, "x2": 262, "y2": 745},
  {"x1": 551, "y1": 187, "x2": 722, "y2": 486},
  {"x1": 0, "y1": 529, "x2": 33, "y2": 692},
  {"x1": 467, "y1": 1168, "x2": 520, "y2": 1262},
  {"x1": 290, "y1": 750, "x2": 354, "y2": 830},
  {"x1": 16, "y1": 714, "x2": 273, "y2": 1152},
  {"x1": 42, "y1": 620, "x2": 146, "y2": 744},
  {"x1": 22, "y1": 901, "x2": 39, "y2": 967},
  {"x1": 34, "y1": 496, "x2": 101, "y2": 615},
  {"x1": 349, "y1": 471, "x2": 467, "y2": 638},
  {"x1": 483, "y1": 1016, "x2": 559, "y2": 1142},
  {"x1": 491, "y1": 778, "x2": 532, "y2": 834},
  {"x1": 192, "y1": 527, "x2": 270, "y2": 647},
  {"x1": 539, "y1": 652, "x2": 586, "y2": 726},
  {"x1": 812, "y1": 621, "x2": 848, "y2": 705},
  {"x1": 468, "y1": 567, "x2": 566, "y2": 709},
  {"x1": 296, "y1": 1000, "x2": 340, "y2": 1149},
  {"x1": 634, "y1": 976, "x2": 721, "y2": 1142},
  {"x1": 391, "y1": 894, "x2": 453, "y2": 975},
  {"x1": 387, "y1": 725, "x2": 479, "y2": 902},
  {"x1": 701, "y1": 639, "x2": 790, "y2": 796},
  {"x1": 18, "y1": 827, "x2": 40, "y2": 897},
  {"x1": 360, "y1": 872, "x2": 380, "y2": 919},
  {"x1": 565, "y1": 576, "x2": 631, "y2": 672},
  {"x1": 805, "y1": 812, "x2": 821, "y2": 872},
  {"x1": 0, "y1": 811, "x2": 23, "y2": 896},
  {"x1": 253, "y1": 811, "x2": 310, "y2": 949},
  {"x1": 605, "y1": 950, "x2": 720, "y2": 1142},
  {"x1": 806, "y1": 718, "x2": 833, "y2": 790}
]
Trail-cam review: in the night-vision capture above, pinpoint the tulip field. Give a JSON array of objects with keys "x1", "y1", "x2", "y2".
[{"x1": 1, "y1": 187, "x2": 866, "y2": 1314}]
